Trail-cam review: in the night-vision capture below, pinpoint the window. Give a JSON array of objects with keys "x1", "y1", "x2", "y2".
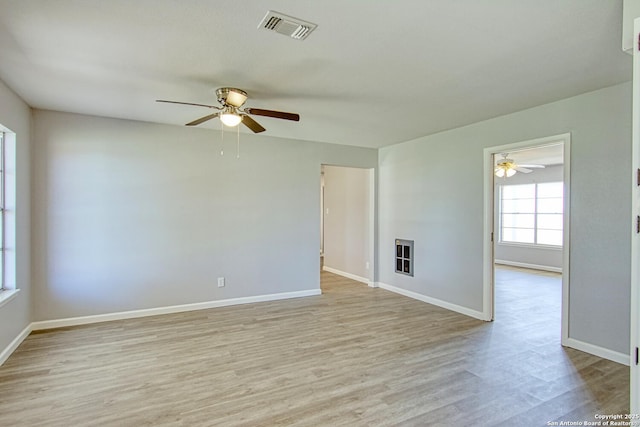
[
  {"x1": 0, "y1": 126, "x2": 16, "y2": 305},
  {"x1": 499, "y1": 182, "x2": 563, "y2": 247}
]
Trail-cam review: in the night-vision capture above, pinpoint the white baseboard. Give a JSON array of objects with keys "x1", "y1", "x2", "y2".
[
  {"x1": 31, "y1": 289, "x2": 321, "y2": 331},
  {"x1": 377, "y1": 282, "x2": 487, "y2": 321},
  {"x1": 564, "y1": 337, "x2": 630, "y2": 366},
  {"x1": 0, "y1": 324, "x2": 32, "y2": 366},
  {"x1": 495, "y1": 259, "x2": 562, "y2": 273},
  {"x1": 1, "y1": 289, "x2": 321, "y2": 365},
  {"x1": 322, "y1": 265, "x2": 371, "y2": 285},
  {"x1": 3, "y1": 290, "x2": 628, "y2": 371}
]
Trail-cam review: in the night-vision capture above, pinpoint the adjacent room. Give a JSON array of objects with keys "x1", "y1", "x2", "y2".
[
  {"x1": 492, "y1": 142, "x2": 566, "y2": 329},
  {"x1": 0, "y1": 1, "x2": 635, "y2": 425}
]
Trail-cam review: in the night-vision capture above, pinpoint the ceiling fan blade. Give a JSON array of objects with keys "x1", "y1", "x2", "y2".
[
  {"x1": 241, "y1": 115, "x2": 266, "y2": 133},
  {"x1": 186, "y1": 112, "x2": 220, "y2": 126},
  {"x1": 515, "y1": 167, "x2": 533, "y2": 173},
  {"x1": 156, "y1": 99, "x2": 219, "y2": 109},
  {"x1": 518, "y1": 164, "x2": 545, "y2": 169},
  {"x1": 245, "y1": 108, "x2": 300, "y2": 121}
]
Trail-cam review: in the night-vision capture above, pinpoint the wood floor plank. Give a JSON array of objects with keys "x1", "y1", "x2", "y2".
[{"x1": 0, "y1": 267, "x2": 629, "y2": 426}]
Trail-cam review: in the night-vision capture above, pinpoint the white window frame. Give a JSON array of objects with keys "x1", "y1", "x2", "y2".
[
  {"x1": 0, "y1": 127, "x2": 19, "y2": 308},
  {"x1": 498, "y1": 181, "x2": 564, "y2": 248}
]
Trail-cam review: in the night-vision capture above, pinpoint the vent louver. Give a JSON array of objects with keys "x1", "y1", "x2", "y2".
[{"x1": 258, "y1": 11, "x2": 317, "y2": 40}]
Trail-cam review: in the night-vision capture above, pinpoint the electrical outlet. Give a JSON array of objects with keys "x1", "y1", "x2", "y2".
[
  {"x1": 217, "y1": 277, "x2": 225, "y2": 287},
  {"x1": 365, "y1": 262, "x2": 370, "y2": 270}
]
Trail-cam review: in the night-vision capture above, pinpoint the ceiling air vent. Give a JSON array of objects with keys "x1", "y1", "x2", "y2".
[{"x1": 258, "y1": 11, "x2": 317, "y2": 40}]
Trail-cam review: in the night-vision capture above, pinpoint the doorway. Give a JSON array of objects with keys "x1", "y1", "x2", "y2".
[
  {"x1": 320, "y1": 165, "x2": 375, "y2": 286},
  {"x1": 483, "y1": 134, "x2": 570, "y2": 345}
]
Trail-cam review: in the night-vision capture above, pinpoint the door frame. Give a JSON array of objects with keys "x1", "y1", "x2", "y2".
[
  {"x1": 482, "y1": 133, "x2": 571, "y2": 347},
  {"x1": 320, "y1": 169, "x2": 325, "y2": 257},
  {"x1": 630, "y1": 17, "x2": 640, "y2": 415}
]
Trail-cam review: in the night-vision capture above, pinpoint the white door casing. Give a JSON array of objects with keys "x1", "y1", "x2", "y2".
[
  {"x1": 629, "y1": 16, "x2": 640, "y2": 416},
  {"x1": 483, "y1": 134, "x2": 571, "y2": 345}
]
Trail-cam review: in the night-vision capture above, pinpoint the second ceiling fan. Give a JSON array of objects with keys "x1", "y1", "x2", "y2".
[
  {"x1": 157, "y1": 87, "x2": 299, "y2": 133},
  {"x1": 495, "y1": 153, "x2": 545, "y2": 178}
]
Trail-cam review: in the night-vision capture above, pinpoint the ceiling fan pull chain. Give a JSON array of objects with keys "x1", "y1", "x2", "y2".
[
  {"x1": 236, "y1": 124, "x2": 240, "y2": 159},
  {"x1": 221, "y1": 123, "x2": 224, "y2": 156}
]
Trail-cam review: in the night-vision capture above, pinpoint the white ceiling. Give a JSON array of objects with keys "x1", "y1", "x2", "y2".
[{"x1": 0, "y1": 0, "x2": 631, "y2": 148}]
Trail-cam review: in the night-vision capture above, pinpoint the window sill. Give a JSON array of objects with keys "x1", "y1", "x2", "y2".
[{"x1": 0, "y1": 289, "x2": 20, "y2": 309}]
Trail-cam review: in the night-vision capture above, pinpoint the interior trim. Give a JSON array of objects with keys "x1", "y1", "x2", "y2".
[
  {"x1": 322, "y1": 265, "x2": 369, "y2": 284},
  {"x1": 0, "y1": 323, "x2": 32, "y2": 366},
  {"x1": 377, "y1": 281, "x2": 486, "y2": 321},
  {"x1": 31, "y1": 289, "x2": 321, "y2": 331},
  {"x1": 494, "y1": 260, "x2": 562, "y2": 273},
  {"x1": 564, "y1": 337, "x2": 630, "y2": 366}
]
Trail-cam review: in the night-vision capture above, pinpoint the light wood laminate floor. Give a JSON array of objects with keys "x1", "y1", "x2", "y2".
[{"x1": 0, "y1": 268, "x2": 629, "y2": 426}]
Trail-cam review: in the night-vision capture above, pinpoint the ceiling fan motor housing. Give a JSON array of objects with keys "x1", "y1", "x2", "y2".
[{"x1": 216, "y1": 87, "x2": 248, "y2": 107}]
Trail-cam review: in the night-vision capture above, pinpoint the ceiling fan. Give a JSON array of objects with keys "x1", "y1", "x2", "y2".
[
  {"x1": 156, "y1": 87, "x2": 300, "y2": 133},
  {"x1": 494, "y1": 153, "x2": 545, "y2": 178}
]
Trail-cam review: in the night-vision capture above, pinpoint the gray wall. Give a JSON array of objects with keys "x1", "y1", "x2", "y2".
[
  {"x1": 378, "y1": 82, "x2": 631, "y2": 355},
  {"x1": 32, "y1": 110, "x2": 377, "y2": 321},
  {"x1": 494, "y1": 164, "x2": 564, "y2": 271},
  {"x1": 323, "y1": 165, "x2": 371, "y2": 280},
  {"x1": 1, "y1": 80, "x2": 632, "y2": 359},
  {"x1": 0, "y1": 79, "x2": 32, "y2": 351}
]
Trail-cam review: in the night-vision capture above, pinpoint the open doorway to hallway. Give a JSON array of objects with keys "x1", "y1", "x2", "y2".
[{"x1": 320, "y1": 165, "x2": 374, "y2": 288}]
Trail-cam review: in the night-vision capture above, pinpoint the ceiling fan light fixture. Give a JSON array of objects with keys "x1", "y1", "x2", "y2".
[
  {"x1": 494, "y1": 162, "x2": 517, "y2": 178},
  {"x1": 219, "y1": 88, "x2": 248, "y2": 108},
  {"x1": 220, "y1": 107, "x2": 242, "y2": 127}
]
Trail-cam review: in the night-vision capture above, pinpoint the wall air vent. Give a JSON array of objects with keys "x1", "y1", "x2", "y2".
[
  {"x1": 258, "y1": 11, "x2": 317, "y2": 40},
  {"x1": 395, "y1": 239, "x2": 414, "y2": 277}
]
